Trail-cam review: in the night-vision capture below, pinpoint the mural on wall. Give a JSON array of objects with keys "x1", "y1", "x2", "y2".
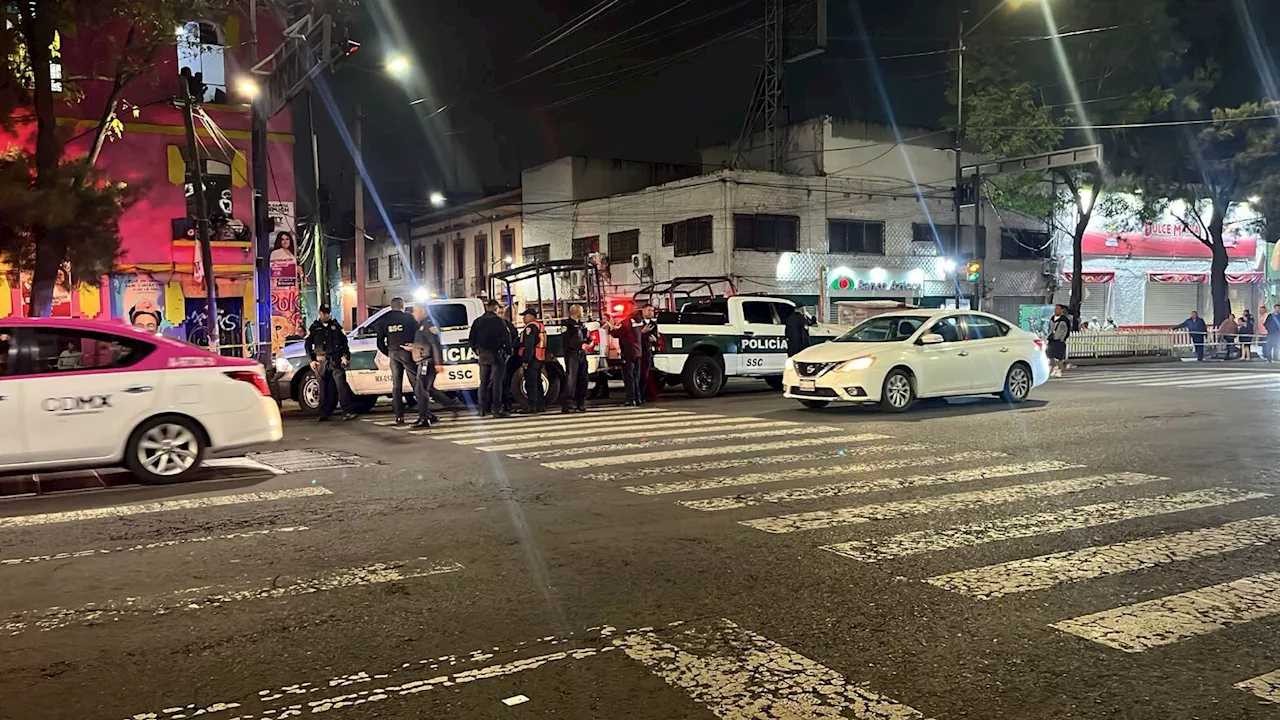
[
  {"x1": 15, "y1": 262, "x2": 73, "y2": 317},
  {"x1": 269, "y1": 229, "x2": 303, "y2": 351},
  {"x1": 111, "y1": 273, "x2": 176, "y2": 335},
  {"x1": 184, "y1": 297, "x2": 243, "y2": 351}
]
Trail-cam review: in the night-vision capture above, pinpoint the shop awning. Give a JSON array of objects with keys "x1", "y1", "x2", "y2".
[
  {"x1": 1147, "y1": 272, "x2": 1207, "y2": 283},
  {"x1": 1064, "y1": 271, "x2": 1115, "y2": 283}
]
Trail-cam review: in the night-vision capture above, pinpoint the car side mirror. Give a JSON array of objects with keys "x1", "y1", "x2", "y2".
[{"x1": 919, "y1": 333, "x2": 945, "y2": 345}]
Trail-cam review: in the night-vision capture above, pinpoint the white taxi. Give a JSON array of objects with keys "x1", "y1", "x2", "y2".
[
  {"x1": 783, "y1": 309, "x2": 1049, "y2": 412},
  {"x1": 0, "y1": 318, "x2": 283, "y2": 484}
]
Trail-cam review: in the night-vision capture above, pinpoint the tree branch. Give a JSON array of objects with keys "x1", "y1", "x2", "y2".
[{"x1": 86, "y1": 23, "x2": 138, "y2": 169}]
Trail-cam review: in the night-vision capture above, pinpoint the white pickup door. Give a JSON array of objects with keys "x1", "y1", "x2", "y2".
[{"x1": 733, "y1": 298, "x2": 794, "y2": 376}]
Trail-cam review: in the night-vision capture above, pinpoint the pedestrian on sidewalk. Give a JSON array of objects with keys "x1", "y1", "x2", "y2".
[
  {"x1": 408, "y1": 306, "x2": 443, "y2": 429},
  {"x1": 1048, "y1": 304, "x2": 1071, "y2": 378},
  {"x1": 1173, "y1": 311, "x2": 1208, "y2": 361},
  {"x1": 1265, "y1": 305, "x2": 1280, "y2": 362},
  {"x1": 305, "y1": 305, "x2": 358, "y2": 421},
  {"x1": 1218, "y1": 314, "x2": 1238, "y2": 360},
  {"x1": 560, "y1": 304, "x2": 589, "y2": 413},
  {"x1": 1238, "y1": 311, "x2": 1255, "y2": 361}
]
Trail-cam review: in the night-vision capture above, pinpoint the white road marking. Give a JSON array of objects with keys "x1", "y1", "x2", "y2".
[
  {"x1": 428, "y1": 409, "x2": 697, "y2": 438},
  {"x1": 4, "y1": 558, "x2": 462, "y2": 636},
  {"x1": 0, "y1": 486, "x2": 332, "y2": 530},
  {"x1": 927, "y1": 514, "x2": 1280, "y2": 599},
  {"x1": 1132, "y1": 374, "x2": 1274, "y2": 388},
  {"x1": 617, "y1": 618, "x2": 933, "y2": 720},
  {"x1": 823, "y1": 488, "x2": 1268, "y2": 562},
  {"x1": 507, "y1": 426, "x2": 848, "y2": 460},
  {"x1": 439, "y1": 414, "x2": 731, "y2": 442},
  {"x1": 1059, "y1": 370, "x2": 1192, "y2": 384},
  {"x1": 465, "y1": 419, "x2": 789, "y2": 449},
  {"x1": 484, "y1": 422, "x2": 817, "y2": 453},
  {"x1": 1236, "y1": 668, "x2": 1280, "y2": 704},
  {"x1": 542, "y1": 433, "x2": 893, "y2": 470},
  {"x1": 201, "y1": 457, "x2": 288, "y2": 475},
  {"x1": 1051, "y1": 571, "x2": 1280, "y2": 652},
  {"x1": 1, "y1": 526, "x2": 311, "y2": 566},
  {"x1": 676, "y1": 460, "x2": 1079, "y2": 508},
  {"x1": 430, "y1": 407, "x2": 686, "y2": 431},
  {"x1": 742, "y1": 472, "x2": 1165, "y2": 534},
  {"x1": 580, "y1": 443, "x2": 938, "y2": 483}
]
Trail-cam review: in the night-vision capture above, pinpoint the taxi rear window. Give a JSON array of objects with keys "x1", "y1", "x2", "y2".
[{"x1": 20, "y1": 328, "x2": 154, "y2": 375}]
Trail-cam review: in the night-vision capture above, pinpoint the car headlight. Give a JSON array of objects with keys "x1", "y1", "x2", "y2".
[
  {"x1": 785, "y1": 358, "x2": 794, "y2": 370},
  {"x1": 839, "y1": 356, "x2": 875, "y2": 372},
  {"x1": 274, "y1": 356, "x2": 293, "y2": 374}
]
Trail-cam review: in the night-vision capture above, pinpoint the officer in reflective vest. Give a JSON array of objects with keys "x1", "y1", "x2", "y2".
[{"x1": 519, "y1": 307, "x2": 547, "y2": 413}]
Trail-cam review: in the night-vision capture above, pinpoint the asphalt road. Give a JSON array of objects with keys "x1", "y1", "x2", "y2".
[{"x1": 4, "y1": 363, "x2": 1280, "y2": 719}]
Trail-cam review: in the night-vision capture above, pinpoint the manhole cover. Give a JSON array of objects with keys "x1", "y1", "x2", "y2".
[{"x1": 247, "y1": 449, "x2": 370, "y2": 474}]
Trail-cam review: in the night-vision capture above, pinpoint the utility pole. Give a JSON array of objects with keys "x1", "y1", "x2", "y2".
[
  {"x1": 309, "y1": 91, "x2": 325, "y2": 310},
  {"x1": 954, "y1": 10, "x2": 965, "y2": 269},
  {"x1": 180, "y1": 75, "x2": 219, "y2": 353},
  {"x1": 353, "y1": 102, "x2": 367, "y2": 324},
  {"x1": 250, "y1": 3, "x2": 272, "y2": 367}
]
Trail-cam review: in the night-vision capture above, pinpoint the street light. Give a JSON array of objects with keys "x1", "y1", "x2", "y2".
[
  {"x1": 386, "y1": 54, "x2": 410, "y2": 77},
  {"x1": 429, "y1": 191, "x2": 446, "y2": 208},
  {"x1": 236, "y1": 77, "x2": 260, "y2": 100}
]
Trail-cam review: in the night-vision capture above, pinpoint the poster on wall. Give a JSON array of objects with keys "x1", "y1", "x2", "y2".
[
  {"x1": 15, "y1": 262, "x2": 73, "y2": 317},
  {"x1": 269, "y1": 228, "x2": 303, "y2": 352},
  {"x1": 111, "y1": 273, "x2": 175, "y2": 336}
]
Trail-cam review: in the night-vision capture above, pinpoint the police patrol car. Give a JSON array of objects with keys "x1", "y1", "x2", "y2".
[{"x1": 652, "y1": 295, "x2": 839, "y2": 398}]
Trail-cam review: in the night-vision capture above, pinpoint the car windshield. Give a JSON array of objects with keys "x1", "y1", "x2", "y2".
[{"x1": 835, "y1": 315, "x2": 924, "y2": 343}]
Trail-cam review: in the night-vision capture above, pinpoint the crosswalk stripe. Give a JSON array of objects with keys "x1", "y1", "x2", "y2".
[
  {"x1": 580, "y1": 444, "x2": 938, "y2": 483},
  {"x1": 1067, "y1": 372, "x2": 1257, "y2": 386},
  {"x1": 823, "y1": 488, "x2": 1269, "y2": 562},
  {"x1": 479, "y1": 421, "x2": 802, "y2": 452},
  {"x1": 741, "y1": 472, "x2": 1165, "y2": 534},
  {"x1": 674, "y1": 460, "x2": 1079, "y2": 508},
  {"x1": 436, "y1": 414, "x2": 722, "y2": 442},
  {"x1": 0, "y1": 486, "x2": 332, "y2": 529},
  {"x1": 1060, "y1": 370, "x2": 1188, "y2": 383},
  {"x1": 1, "y1": 526, "x2": 311, "y2": 566},
  {"x1": 509, "y1": 426, "x2": 842, "y2": 459},
  {"x1": 1178, "y1": 378, "x2": 1280, "y2": 390},
  {"x1": 456, "y1": 416, "x2": 773, "y2": 446},
  {"x1": 1131, "y1": 374, "x2": 1274, "y2": 388},
  {"x1": 1051, "y1": 571, "x2": 1280, "y2": 653},
  {"x1": 429, "y1": 409, "x2": 696, "y2": 437},
  {"x1": 1235, "y1": 669, "x2": 1280, "y2": 704},
  {"x1": 927, "y1": 514, "x2": 1280, "y2": 599},
  {"x1": 541, "y1": 433, "x2": 893, "y2": 470},
  {"x1": 629, "y1": 451, "x2": 1007, "y2": 497}
]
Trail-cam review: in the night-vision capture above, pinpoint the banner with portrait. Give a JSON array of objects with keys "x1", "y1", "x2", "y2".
[{"x1": 269, "y1": 229, "x2": 302, "y2": 352}]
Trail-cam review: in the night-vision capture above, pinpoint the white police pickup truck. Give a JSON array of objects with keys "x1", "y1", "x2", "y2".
[
  {"x1": 272, "y1": 298, "x2": 485, "y2": 413},
  {"x1": 652, "y1": 295, "x2": 840, "y2": 398}
]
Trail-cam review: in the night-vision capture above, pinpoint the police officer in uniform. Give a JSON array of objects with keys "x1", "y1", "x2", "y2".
[
  {"x1": 561, "y1": 304, "x2": 589, "y2": 413},
  {"x1": 519, "y1": 307, "x2": 547, "y2": 412},
  {"x1": 468, "y1": 299, "x2": 511, "y2": 417},
  {"x1": 377, "y1": 297, "x2": 417, "y2": 424},
  {"x1": 501, "y1": 306, "x2": 521, "y2": 414},
  {"x1": 304, "y1": 304, "x2": 357, "y2": 421},
  {"x1": 408, "y1": 305, "x2": 443, "y2": 428}
]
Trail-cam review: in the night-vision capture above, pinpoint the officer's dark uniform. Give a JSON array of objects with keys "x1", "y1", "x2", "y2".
[
  {"x1": 304, "y1": 308, "x2": 356, "y2": 420},
  {"x1": 468, "y1": 306, "x2": 511, "y2": 416},
  {"x1": 785, "y1": 307, "x2": 811, "y2": 357},
  {"x1": 377, "y1": 306, "x2": 417, "y2": 423},
  {"x1": 561, "y1": 315, "x2": 588, "y2": 413},
  {"x1": 501, "y1": 314, "x2": 521, "y2": 413},
  {"x1": 411, "y1": 315, "x2": 444, "y2": 428},
  {"x1": 519, "y1": 308, "x2": 547, "y2": 412}
]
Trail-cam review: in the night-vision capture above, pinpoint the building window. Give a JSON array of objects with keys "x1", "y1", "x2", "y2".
[
  {"x1": 453, "y1": 240, "x2": 465, "y2": 282},
  {"x1": 388, "y1": 253, "x2": 403, "y2": 281},
  {"x1": 733, "y1": 214, "x2": 798, "y2": 252},
  {"x1": 913, "y1": 223, "x2": 985, "y2": 257},
  {"x1": 1000, "y1": 228, "x2": 1052, "y2": 260},
  {"x1": 413, "y1": 245, "x2": 427, "y2": 280},
  {"x1": 176, "y1": 21, "x2": 226, "y2": 103},
  {"x1": 367, "y1": 257, "x2": 380, "y2": 283},
  {"x1": 474, "y1": 233, "x2": 488, "y2": 291},
  {"x1": 525, "y1": 244, "x2": 550, "y2": 264},
  {"x1": 607, "y1": 229, "x2": 640, "y2": 263},
  {"x1": 828, "y1": 219, "x2": 885, "y2": 254},
  {"x1": 571, "y1": 235, "x2": 599, "y2": 263},
  {"x1": 500, "y1": 229, "x2": 515, "y2": 262},
  {"x1": 663, "y1": 216, "x2": 713, "y2": 257},
  {"x1": 433, "y1": 244, "x2": 444, "y2": 289}
]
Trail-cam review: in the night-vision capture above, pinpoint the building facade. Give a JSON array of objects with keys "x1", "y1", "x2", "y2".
[{"x1": 0, "y1": 11, "x2": 295, "y2": 351}]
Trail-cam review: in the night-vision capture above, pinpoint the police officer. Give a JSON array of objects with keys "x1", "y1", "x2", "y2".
[
  {"x1": 561, "y1": 304, "x2": 589, "y2": 413},
  {"x1": 408, "y1": 305, "x2": 443, "y2": 428},
  {"x1": 639, "y1": 304, "x2": 658, "y2": 403},
  {"x1": 377, "y1": 297, "x2": 417, "y2": 424},
  {"x1": 519, "y1": 307, "x2": 547, "y2": 412},
  {"x1": 304, "y1": 305, "x2": 357, "y2": 421},
  {"x1": 501, "y1": 306, "x2": 521, "y2": 414},
  {"x1": 468, "y1": 299, "x2": 511, "y2": 417},
  {"x1": 785, "y1": 305, "x2": 812, "y2": 357}
]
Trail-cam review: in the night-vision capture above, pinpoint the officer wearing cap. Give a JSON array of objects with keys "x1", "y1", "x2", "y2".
[
  {"x1": 408, "y1": 305, "x2": 443, "y2": 428},
  {"x1": 304, "y1": 304, "x2": 357, "y2": 421},
  {"x1": 519, "y1": 307, "x2": 547, "y2": 413}
]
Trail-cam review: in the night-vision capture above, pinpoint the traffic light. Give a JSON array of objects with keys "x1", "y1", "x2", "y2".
[{"x1": 965, "y1": 260, "x2": 982, "y2": 283}]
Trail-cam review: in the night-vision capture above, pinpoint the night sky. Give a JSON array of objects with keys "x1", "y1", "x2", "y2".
[{"x1": 307, "y1": 0, "x2": 1279, "y2": 234}]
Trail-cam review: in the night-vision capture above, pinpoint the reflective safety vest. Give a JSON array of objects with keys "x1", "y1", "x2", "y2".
[{"x1": 525, "y1": 320, "x2": 546, "y2": 362}]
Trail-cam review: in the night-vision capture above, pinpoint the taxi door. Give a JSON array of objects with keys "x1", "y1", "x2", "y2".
[{"x1": 0, "y1": 327, "x2": 24, "y2": 466}]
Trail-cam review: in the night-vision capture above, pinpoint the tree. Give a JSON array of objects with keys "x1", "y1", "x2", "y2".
[
  {"x1": 1, "y1": 0, "x2": 231, "y2": 316},
  {"x1": 951, "y1": 0, "x2": 1181, "y2": 324}
]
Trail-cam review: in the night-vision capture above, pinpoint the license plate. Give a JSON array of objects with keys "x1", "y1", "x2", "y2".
[{"x1": 800, "y1": 379, "x2": 816, "y2": 391}]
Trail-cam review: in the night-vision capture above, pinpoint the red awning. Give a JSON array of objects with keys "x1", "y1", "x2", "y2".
[
  {"x1": 1064, "y1": 271, "x2": 1115, "y2": 283},
  {"x1": 1227, "y1": 272, "x2": 1263, "y2": 283},
  {"x1": 1147, "y1": 272, "x2": 1207, "y2": 283}
]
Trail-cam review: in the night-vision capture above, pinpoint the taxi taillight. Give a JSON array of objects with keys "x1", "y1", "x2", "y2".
[{"x1": 227, "y1": 370, "x2": 271, "y2": 397}]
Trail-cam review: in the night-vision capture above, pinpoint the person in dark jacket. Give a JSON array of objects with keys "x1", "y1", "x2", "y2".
[
  {"x1": 501, "y1": 308, "x2": 521, "y2": 413},
  {"x1": 1174, "y1": 310, "x2": 1208, "y2": 362},
  {"x1": 1264, "y1": 304, "x2": 1280, "y2": 362},
  {"x1": 639, "y1": 304, "x2": 658, "y2": 402},
  {"x1": 561, "y1": 304, "x2": 589, "y2": 413},
  {"x1": 468, "y1": 299, "x2": 511, "y2": 417},
  {"x1": 376, "y1": 297, "x2": 417, "y2": 424},
  {"x1": 408, "y1": 306, "x2": 443, "y2": 428},
  {"x1": 785, "y1": 305, "x2": 812, "y2": 356},
  {"x1": 611, "y1": 308, "x2": 643, "y2": 406},
  {"x1": 519, "y1": 307, "x2": 547, "y2": 412},
  {"x1": 304, "y1": 305, "x2": 357, "y2": 421}
]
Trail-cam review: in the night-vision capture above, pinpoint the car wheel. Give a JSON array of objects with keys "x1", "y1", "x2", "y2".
[
  {"x1": 296, "y1": 369, "x2": 321, "y2": 414},
  {"x1": 126, "y1": 415, "x2": 206, "y2": 484},
  {"x1": 511, "y1": 365, "x2": 562, "y2": 409},
  {"x1": 765, "y1": 376, "x2": 784, "y2": 391},
  {"x1": 1001, "y1": 363, "x2": 1032, "y2": 403},
  {"x1": 879, "y1": 369, "x2": 916, "y2": 413},
  {"x1": 800, "y1": 399, "x2": 829, "y2": 409},
  {"x1": 682, "y1": 354, "x2": 724, "y2": 399}
]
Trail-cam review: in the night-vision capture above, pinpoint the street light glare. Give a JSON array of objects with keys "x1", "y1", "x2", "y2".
[
  {"x1": 237, "y1": 77, "x2": 260, "y2": 99},
  {"x1": 429, "y1": 191, "x2": 446, "y2": 208},
  {"x1": 504, "y1": 255, "x2": 514, "y2": 265},
  {"x1": 386, "y1": 55, "x2": 410, "y2": 76}
]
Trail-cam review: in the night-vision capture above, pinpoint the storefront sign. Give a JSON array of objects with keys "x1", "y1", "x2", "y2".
[
  {"x1": 1082, "y1": 201, "x2": 1259, "y2": 259},
  {"x1": 827, "y1": 268, "x2": 925, "y2": 294}
]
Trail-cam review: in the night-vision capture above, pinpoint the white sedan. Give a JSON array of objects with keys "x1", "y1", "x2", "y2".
[
  {"x1": 0, "y1": 318, "x2": 283, "y2": 484},
  {"x1": 782, "y1": 310, "x2": 1049, "y2": 412}
]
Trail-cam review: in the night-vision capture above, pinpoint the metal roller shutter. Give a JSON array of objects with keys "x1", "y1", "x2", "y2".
[
  {"x1": 1053, "y1": 282, "x2": 1110, "y2": 320},
  {"x1": 1144, "y1": 282, "x2": 1201, "y2": 326}
]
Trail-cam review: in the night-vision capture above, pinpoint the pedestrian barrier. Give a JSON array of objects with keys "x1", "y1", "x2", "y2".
[{"x1": 1063, "y1": 329, "x2": 1272, "y2": 360}]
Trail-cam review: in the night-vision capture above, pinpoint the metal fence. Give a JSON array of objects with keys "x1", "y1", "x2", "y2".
[{"x1": 1064, "y1": 328, "x2": 1262, "y2": 360}]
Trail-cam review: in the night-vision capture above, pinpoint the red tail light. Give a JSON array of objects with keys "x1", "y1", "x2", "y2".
[
  {"x1": 657, "y1": 334, "x2": 666, "y2": 352},
  {"x1": 227, "y1": 370, "x2": 272, "y2": 397},
  {"x1": 1033, "y1": 338, "x2": 1045, "y2": 353}
]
